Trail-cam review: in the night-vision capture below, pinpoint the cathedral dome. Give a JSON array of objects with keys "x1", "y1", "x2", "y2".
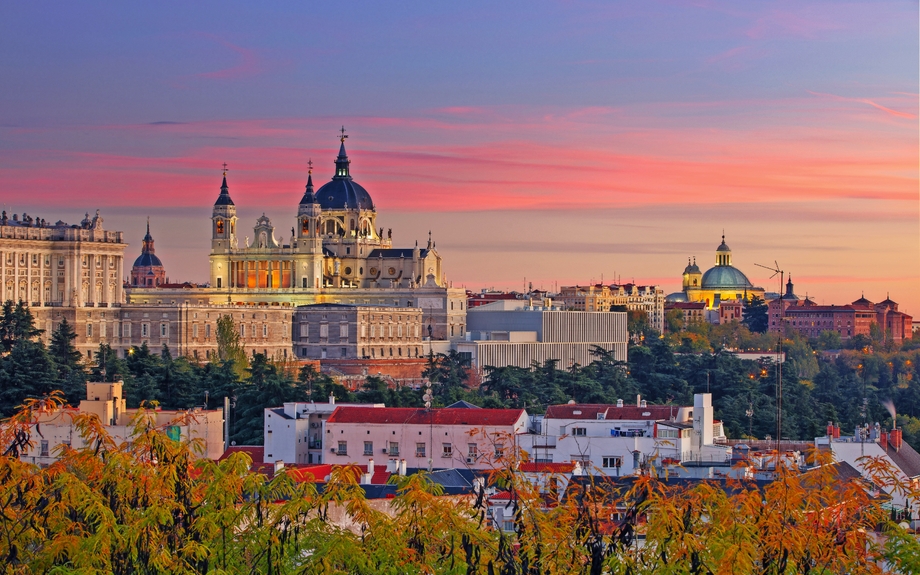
[
  {"x1": 133, "y1": 251, "x2": 163, "y2": 268},
  {"x1": 315, "y1": 140, "x2": 375, "y2": 211},
  {"x1": 315, "y1": 179, "x2": 375, "y2": 211},
  {"x1": 700, "y1": 266, "x2": 753, "y2": 290}
]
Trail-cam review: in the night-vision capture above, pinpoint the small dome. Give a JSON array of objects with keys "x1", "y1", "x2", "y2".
[
  {"x1": 133, "y1": 252, "x2": 163, "y2": 268},
  {"x1": 666, "y1": 292, "x2": 689, "y2": 303},
  {"x1": 683, "y1": 258, "x2": 701, "y2": 274},
  {"x1": 716, "y1": 236, "x2": 731, "y2": 252},
  {"x1": 701, "y1": 266, "x2": 753, "y2": 289}
]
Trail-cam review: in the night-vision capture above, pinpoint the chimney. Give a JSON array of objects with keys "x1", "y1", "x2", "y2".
[
  {"x1": 386, "y1": 459, "x2": 398, "y2": 473},
  {"x1": 329, "y1": 393, "x2": 336, "y2": 405},
  {"x1": 640, "y1": 400, "x2": 647, "y2": 408},
  {"x1": 399, "y1": 459, "x2": 407, "y2": 476},
  {"x1": 637, "y1": 394, "x2": 641, "y2": 408},
  {"x1": 880, "y1": 431, "x2": 888, "y2": 451},
  {"x1": 833, "y1": 425, "x2": 840, "y2": 439},
  {"x1": 367, "y1": 459, "x2": 375, "y2": 475},
  {"x1": 274, "y1": 460, "x2": 284, "y2": 474},
  {"x1": 616, "y1": 399, "x2": 623, "y2": 408},
  {"x1": 891, "y1": 429, "x2": 903, "y2": 451},
  {"x1": 826, "y1": 422, "x2": 835, "y2": 438}
]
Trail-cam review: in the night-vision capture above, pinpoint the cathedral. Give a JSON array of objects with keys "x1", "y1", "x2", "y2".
[
  {"x1": 666, "y1": 235, "x2": 765, "y2": 309},
  {"x1": 208, "y1": 135, "x2": 443, "y2": 292}
]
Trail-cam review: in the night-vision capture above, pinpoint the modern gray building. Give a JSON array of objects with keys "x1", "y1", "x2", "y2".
[{"x1": 456, "y1": 299, "x2": 627, "y2": 371}]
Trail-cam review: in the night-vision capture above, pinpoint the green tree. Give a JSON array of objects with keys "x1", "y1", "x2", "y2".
[
  {"x1": 48, "y1": 318, "x2": 87, "y2": 405},
  {"x1": 0, "y1": 300, "x2": 42, "y2": 353},
  {"x1": 216, "y1": 314, "x2": 248, "y2": 378},
  {"x1": 741, "y1": 295, "x2": 768, "y2": 333}
]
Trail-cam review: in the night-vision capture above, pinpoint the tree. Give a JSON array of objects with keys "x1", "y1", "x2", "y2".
[
  {"x1": 0, "y1": 300, "x2": 42, "y2": 353},
  {"x1": 216, "y1": 314, "x2": 248, "y2": 378},
  {"x1": 48, "y1": 318, "x2": 86, "y2": 405},
  {"x1": 742, "y1": 295, "x2": 768, "y2": 333}
]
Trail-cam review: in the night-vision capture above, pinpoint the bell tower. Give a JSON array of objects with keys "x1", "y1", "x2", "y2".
[
  {"x1": 210, "y1": 168, "x2": 237, "y2": 289},
  {"x1": 294, "y1": 162, "x2": 325, "y2": 290}
]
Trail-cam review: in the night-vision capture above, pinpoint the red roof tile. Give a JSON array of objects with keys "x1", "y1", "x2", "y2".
[
  {"x1": 520, "y1": 462, "x2": 576, "y2": 473},
  {"x1": 327, "y1": 406, "x2": 526, "y2": 426},
  {"x1": 218, "y1": 445, "x2": 263, "y2": 463}
]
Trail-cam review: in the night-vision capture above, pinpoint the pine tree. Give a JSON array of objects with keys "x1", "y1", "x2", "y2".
[{"x1": 48, "y1": 318, "x2": 86, "y2": 405}]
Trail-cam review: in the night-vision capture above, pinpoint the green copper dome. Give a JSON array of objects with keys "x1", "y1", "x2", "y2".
[{"x1": 700, "y1": 266, "x2": 753, "y2": 289}]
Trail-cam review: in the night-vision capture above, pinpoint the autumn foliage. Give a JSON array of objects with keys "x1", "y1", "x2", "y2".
[{"x1": 2, "y1": 396, "x2": 920, "y2": 574}]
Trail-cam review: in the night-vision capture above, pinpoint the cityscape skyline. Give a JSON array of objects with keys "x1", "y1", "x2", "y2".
[{"x1": 1, "y1": 1, "x2": 917, "y2": 311}]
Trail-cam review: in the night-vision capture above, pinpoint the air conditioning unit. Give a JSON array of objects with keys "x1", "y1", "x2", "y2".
[
  {"x1": 330, "y1": 448, "x2": 337, "y2": 453},
  {"x1": 466, "y1": 457, "x2": 476, "y2": 464},
  {"x1": 310, "y1": 423, "x2": 318, "y2": 428},
  {"x1": 382, "y1": 448, "x2": 388, "y2": 454}
]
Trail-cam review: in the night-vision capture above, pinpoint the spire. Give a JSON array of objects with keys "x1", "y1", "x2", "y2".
[
  {"x1": 142, "y1": 219, "x2": 155, "y2": 254},
  {"x1": 334, "y1": 126, "x2": 351, "y2": 178},
  {"x1": 300, "y1": 159, "x2": 317, "y2": 204},
  {"x1": 215, "y1": 166, "x2": 235, "y2": 206}
]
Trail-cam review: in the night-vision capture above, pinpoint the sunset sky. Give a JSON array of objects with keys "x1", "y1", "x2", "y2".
[{"x1": 1, "y1": 2, "x2": 917, "y2": 310}]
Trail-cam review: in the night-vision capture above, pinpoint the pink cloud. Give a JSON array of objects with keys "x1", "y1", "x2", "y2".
[{"x1": 807, "y1": 90, "x2": 917, "y2": 119}]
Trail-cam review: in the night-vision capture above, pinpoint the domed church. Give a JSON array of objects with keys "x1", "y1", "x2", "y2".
[
  {"x1": 130, "y1": 220, "x2": 167, "y2": 287},
  {"x1": 208, "y1": 133, "x2": 443, "y2": 292},
  {"x1": 666, "y1": 235, "x2": 765, "y2": 309}
]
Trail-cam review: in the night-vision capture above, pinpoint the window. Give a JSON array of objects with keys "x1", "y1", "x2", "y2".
[
  {"x1": 389, "y1": 442, "x2": 399, "y2": 456},
  {"x1": 86, "y1": 324, "x2": 93, "y2": 337},
  {"x1": 416, "y1": 443, "x2": 426, "y2": 458},
  {"x1": 122, "y1": 323, "x2": 131, "y2": 338},
  {"x1": 602, "y1": 456, "x2": 623, "y2": 469},
  {"x1": 336, "y1": 441, "x2": 347, "y2": 455},
  {"x1": 160, "y1": 323, "x2": 168, "y2": 337},
  {"x1": 572, "y1": 427, "x2": 587, "y2": 437},
  {"x1": 339, "y1": 323, "x2": 348, "y2": 339},
  {"x1": 658, "y1": 429, "x2": 679, "y2": 439},
  {"x1": 192, "y1": 324, "x2": 198, "y2": 338},
  {"x1": 205, "y1": 324, "x2": 211, "y2": 338},
  {"x1": 262, "y1": 324, "x2": 268, "y2": 338},
  {"x1": 300, "y1": 323, "x2": 309, "y2": 337},
  {"x1": 40, "y1": 440, "x2": 49, "y2": 457},
  {"x1": 494, "y1": 444, "x2": 505, "y2": 458},
  {"x1": 468, "y1": 443, "x2": 478, "y2": 460},
  {"x1": 442, "y1": 443, "x2": 452, "y2": 457},
  {"x1": 364, "y1": 441, "x2": 373, "y2": 456},
  {"x1": 141, "y1": 323, "x2": 149, "y2": 337},
  {"x1": 340, "y1": 347, "x2": 347, "y2": 357},
  {"x1": 320, "y1": 324, "x2": 328, "y2": 338}
]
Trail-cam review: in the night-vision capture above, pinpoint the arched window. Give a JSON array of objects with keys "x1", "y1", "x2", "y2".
[
  {"x1": 302, "y1": 219, "x2": 309, "y2": 234},
  {"x1": 216, "y1": 220, "x2": 224, "y2": 235}
]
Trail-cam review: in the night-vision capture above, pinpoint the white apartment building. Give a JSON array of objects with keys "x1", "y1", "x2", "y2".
[
  {"x1": 262, "y1": 398, "x2": 384, "y2": 465},
  {"x1": 520, "y1": 394, "x2": 728, "y2": 476},
  {"x1": 324, "y1": 405, "x2": 529, "y2": 471},
  {"x1": 18, "y1": 381, "x2": 225, "y2": 466}
]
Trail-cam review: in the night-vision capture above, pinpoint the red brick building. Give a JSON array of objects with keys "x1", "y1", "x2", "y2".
[{"x1": 769, "y1": 290, "x2": 912, "y2": 343}]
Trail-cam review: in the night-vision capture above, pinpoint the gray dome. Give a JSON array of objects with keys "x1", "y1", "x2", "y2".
[
  {"x1": 666, "y1": 292, "x2": 689, "y2": 303},
  {"x1": 701, "y1": 266, "x2": 753, "y2": 289}
]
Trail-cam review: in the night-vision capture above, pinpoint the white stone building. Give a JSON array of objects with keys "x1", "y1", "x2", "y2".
[{"x1": 520, "y1": 394, "x2": 728, "y2": 476}]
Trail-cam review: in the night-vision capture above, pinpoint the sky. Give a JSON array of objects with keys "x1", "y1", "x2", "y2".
[{"x1": 1, "y1": 1, "x2": 917, "y2": 311}]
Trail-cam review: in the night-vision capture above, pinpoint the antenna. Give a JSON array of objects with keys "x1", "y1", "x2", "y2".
[
  {"x1": 754, "y1": 261, "x2": 784, "y2": 297},
  {"x1": 754, "y1": 260, "x2": 784, "y2": 453}
]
